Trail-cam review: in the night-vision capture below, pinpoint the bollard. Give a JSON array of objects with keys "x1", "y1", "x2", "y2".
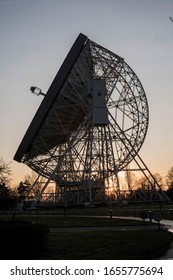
[
  {"x1": 152, "y1": 211, "x2": 163, "y2": 230},
  {"x1": 64, "y1": 206, "x2": 67, "y2": 217},
  {"x1": 148, "y1": 211, "x2": 152, "y2": 223},
  {"x1": 109, "y1": 208, "x2": 112, "y2": 219},
  {"x1": 140, "y1": 211, "x2": 148, "y2": 224}
]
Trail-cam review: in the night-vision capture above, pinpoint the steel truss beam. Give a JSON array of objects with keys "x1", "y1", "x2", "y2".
[{"x1": 20, "y1": 37, "x2": 169, "y2": 205}]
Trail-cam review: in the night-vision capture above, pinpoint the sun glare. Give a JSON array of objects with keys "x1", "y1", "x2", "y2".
[{"x1": 105, "y1": 171, "x2": 126, "y2": 196}]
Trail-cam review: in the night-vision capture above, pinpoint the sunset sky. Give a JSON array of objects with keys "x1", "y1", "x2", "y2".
[{"x1": 0, "y1": 0, "x2": 173, "y2": 186}]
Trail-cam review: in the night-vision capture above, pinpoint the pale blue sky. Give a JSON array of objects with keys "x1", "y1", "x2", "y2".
[{"x1": 0, "y1": 0, "x2": 173, "y2": 185}]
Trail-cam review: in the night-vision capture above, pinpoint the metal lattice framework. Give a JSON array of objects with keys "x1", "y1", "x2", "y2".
[{"x1": 14, "y1": 34, "x2": 169, "y2": 205}]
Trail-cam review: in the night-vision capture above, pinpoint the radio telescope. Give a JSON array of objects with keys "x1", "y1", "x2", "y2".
[{"x1": 14, "y1": 33, "x2": 168, "y2": 205}]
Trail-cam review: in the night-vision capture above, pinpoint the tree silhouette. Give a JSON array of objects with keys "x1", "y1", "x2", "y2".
[
  {"x1": 0, "y1": 157, "x2": 11, "y2": 185},
  {"x1": 17, "y1": 181, "x2": 31, "y2": 201},
  {"x1": 0, "y1": 183, "x2": 16, "y2": 210},
  {"x1": 166, "y1": 167, "x2": 173, "y2": 190},
  {"x1": 165, "y1": 167, "x2": 173, "y2": 201}
]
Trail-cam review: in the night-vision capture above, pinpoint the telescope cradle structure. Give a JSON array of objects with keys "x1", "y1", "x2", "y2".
[{"x1": 14, "y1": 33, "x2": 168, "y2": 205}]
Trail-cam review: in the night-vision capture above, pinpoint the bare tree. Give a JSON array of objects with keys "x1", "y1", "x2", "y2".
[
  {"x1": 136, "y1": 173, "x2": 164, "y2": 190},
  {"x1": 0, "y1": 157, "x2": 12, "y2": 185},
  {"x1": 124, "y1": 170, "x2": 137, "y2": 190},
  {"x1": 166, "y1": 167, "x2": 173, "y2": 190},
  {"x1": 24, "y1": 172, "x2": 41, "y2": 198},
  {"x1": 23, "y1": 171, "x2": 54, "y2": 199},
  {"x1": 17, "y1": 181, "x2": 31, "y2": 201}
]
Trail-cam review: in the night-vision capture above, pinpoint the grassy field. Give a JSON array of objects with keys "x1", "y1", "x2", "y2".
[
  {"x1": 0, "y1": 214, "x2": 148, "y2": 227},
  {"x1": 41, "y1": 230, "x2": 173, "y2": 260},
  {"x1": 1, "y1": 213, "x2": 172, "y2": 260}
]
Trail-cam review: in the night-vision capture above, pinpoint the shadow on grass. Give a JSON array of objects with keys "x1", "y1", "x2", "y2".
[
  {"x1": 0, "y1": 220, "x2": 48, "y2": 260},
  {"x1": 41, "y1": 230, "x2": 173, "y2": 260},
  {"x1": 0, "y1": 215, "x2": 152, "y2": 228},
  {"x1": 0, "y1": 215, "x2": 172, "y2": 260}
]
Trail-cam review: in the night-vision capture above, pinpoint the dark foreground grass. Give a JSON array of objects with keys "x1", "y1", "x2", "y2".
[
  {"x1": 0, "y1": 215, "x2": 146, "y2": 227},
  {"x1": 41, "y1": 230, "x2": 173, "y2": 260},
  {"x1": 0, "y1": 215, "x2": 173, "y2": 260}
]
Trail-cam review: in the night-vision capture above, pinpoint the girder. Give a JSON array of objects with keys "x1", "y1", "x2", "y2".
[{"x1": 14, "y1": 34, "x2": 169, "y2": 205}]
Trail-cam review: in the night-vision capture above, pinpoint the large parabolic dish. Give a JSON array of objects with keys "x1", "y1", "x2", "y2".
[{"x1": 14, "y1": 33, "x2": 149, "y2": 189}]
